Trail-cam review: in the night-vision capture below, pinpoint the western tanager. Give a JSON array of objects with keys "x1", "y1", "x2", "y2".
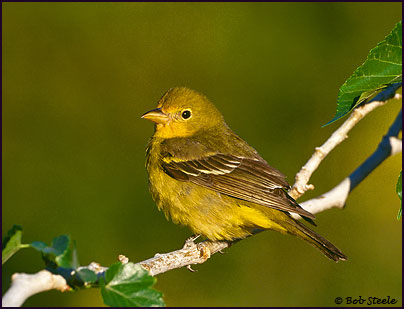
[{"x1": 142, "y1": 87, "x2": 347, "y2": 261}]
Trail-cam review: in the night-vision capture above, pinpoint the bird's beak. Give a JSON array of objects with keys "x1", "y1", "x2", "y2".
[{"x1": 141, "y1": 108, "x2": 170, "y2": 125}]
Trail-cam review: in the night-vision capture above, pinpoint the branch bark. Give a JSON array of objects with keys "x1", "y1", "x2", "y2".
[
  {"x1": 137, "y1": 239, "x2": 230, "y2": 276},
  {"x1": 289, "y1": 83, "x2": 402, "y2": 200},
  {"x1": 2, "y1": 270, "x2": 70, "y2": 307},
  {"x1": 292, "y1": 108, "x2": 402, "y2": 218},
  {"x1": 2, "y1": 84, "x2": 402, "y2": 306}
]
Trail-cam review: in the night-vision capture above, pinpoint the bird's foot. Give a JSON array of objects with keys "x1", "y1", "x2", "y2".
[{"x1": 186, "y1": 265, "x2": 197, "y2": 273}]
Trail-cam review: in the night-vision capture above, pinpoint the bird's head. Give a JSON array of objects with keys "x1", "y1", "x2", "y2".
[{"x1": 141, "y1": 87, "x2": 225, "y2": 138}]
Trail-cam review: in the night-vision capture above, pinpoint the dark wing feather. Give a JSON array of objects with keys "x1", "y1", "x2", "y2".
[{"x1": 162, "y1": 153, "x2": 315, "y2": 220}]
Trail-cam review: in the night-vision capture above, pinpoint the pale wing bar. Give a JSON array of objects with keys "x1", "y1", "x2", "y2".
[{"x1": 162, "y1": 153, "x2": 315, "y2": 220}]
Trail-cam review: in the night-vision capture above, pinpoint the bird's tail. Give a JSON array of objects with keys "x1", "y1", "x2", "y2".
[{"x1": 286, "y1": 219, "x2": 347, "y2": 262}]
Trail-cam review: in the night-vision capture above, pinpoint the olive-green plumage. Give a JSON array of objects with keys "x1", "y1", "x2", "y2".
[{"x1": 142, "y1": 87, "x2": 347, "y2": 261}]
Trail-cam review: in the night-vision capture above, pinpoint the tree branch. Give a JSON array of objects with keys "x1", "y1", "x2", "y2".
[
  {"x1": 2, "y1": 84, "x2": 401, "y2": 306},
  {"x1": 289, "y1": 83, "x2": 402, "y2": 200},
  {"x1": 292, "y1": 108, "x2": 402, "y2": 218},
  {"x1": 2, "y1": 270, "x2": 70, "y2": 307},
  {"x1": 137, "y1": 239, "x2": 230, "y2": 276}
]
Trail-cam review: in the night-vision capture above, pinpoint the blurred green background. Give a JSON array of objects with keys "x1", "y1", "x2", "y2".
[{"x1": 2, "y1": 2, "x2": 402, "y2": 307}]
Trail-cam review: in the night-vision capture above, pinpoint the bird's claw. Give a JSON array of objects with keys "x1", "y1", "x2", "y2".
[{"x1": 186, "y1": 265, "x2": 197, "y2": 272}]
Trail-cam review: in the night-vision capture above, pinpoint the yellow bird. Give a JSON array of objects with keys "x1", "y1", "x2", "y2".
[{"x1": 142, "y1": 87, "x2": 347, "y2": 261}]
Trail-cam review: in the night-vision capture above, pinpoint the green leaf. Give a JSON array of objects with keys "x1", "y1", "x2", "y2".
[
  {"x1": 31, "y1": 235, "x2": 77, "y2": 268},
  {"x1": 55, "y1": 238, "x2": 79, "y2": 269},
  {"x1": 100, "y1": 262, "x2": 165, "y2": 307},
  {"x1": 30, "y1": 241, "x2": 49, "y2": 251},
  {"x1": 397, "y1": 171, "x2": 402, "y2": 220},
  {"x1": 2, "y1": 225, "x2": 29, "y2": 265},
  {"x1": 326, "y1": 21, "x2": 402, "y2": 126},
  {"x1": 76, "y1": 268, "x2": 98, "y2": 285}
]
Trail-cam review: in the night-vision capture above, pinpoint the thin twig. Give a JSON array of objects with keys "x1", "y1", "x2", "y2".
[
  {"x1": 292, "y1": 109, "x2": 402, "y2": 218},
  {"x1": 289, "y1": 83, "x2": 402, "y2": 200}
]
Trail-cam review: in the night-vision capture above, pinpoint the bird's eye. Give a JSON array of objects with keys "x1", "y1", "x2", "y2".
[{"x1": 181, "y1": 110, "x2": 192, "y2": 119}]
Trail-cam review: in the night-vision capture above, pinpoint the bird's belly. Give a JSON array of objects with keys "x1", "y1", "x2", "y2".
[{"x1": 148, "y1": 165, "x2": 286, "y2": 241}]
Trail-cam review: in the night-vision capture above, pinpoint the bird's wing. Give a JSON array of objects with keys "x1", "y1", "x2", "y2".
[{"x1": 161, "y1": 153, "x2": 315, "y2": 220}]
